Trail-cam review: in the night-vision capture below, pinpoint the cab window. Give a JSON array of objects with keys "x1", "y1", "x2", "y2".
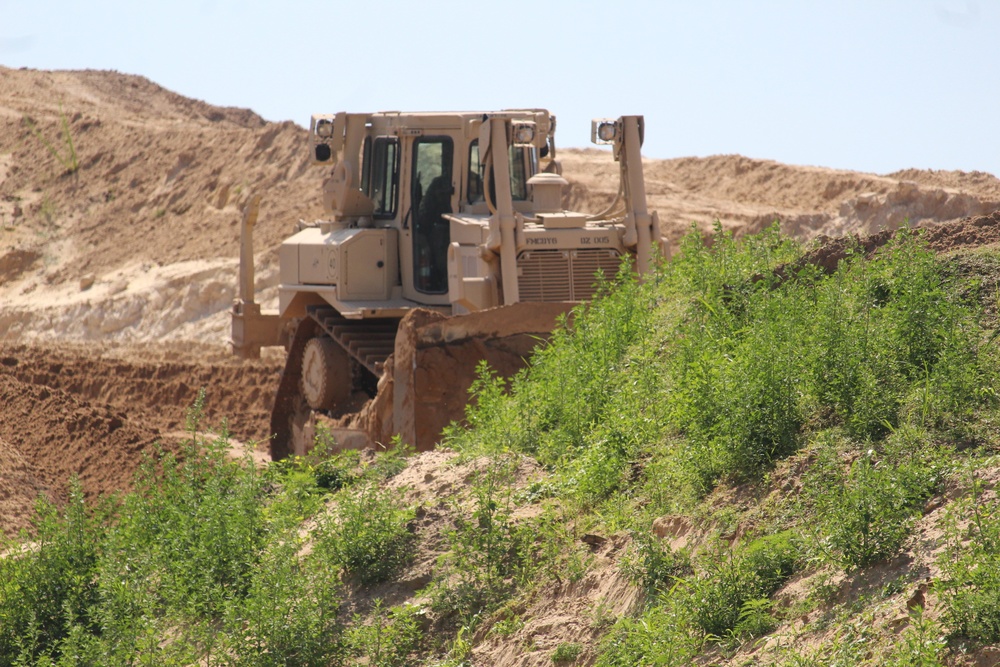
[
  {"x1": 411, "y1": 136, "x2": 453, "y2": 294},
  {"x1": 467, "y1": 140, "x2": 530, "y2": 204},
  {"x1": 362, "y1": 136, "x2": 399, "y2": 218}
]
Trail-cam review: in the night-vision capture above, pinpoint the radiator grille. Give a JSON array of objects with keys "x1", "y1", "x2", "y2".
[{"x1": 517, "y1": 248, "x2": 622, "y2": 302}]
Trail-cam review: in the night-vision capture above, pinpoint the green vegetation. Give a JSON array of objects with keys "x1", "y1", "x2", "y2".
[
  {"x1": 551, "y1": 641, "x2": 582, "y2": 663},
  {"x1": 448, "y1": 224, "x2": 1000, "y2": 663},
  {"x1": 0, "y1": 406, "x2": 410, "y2": 665},
  {"x1": 346, "y1": 600, "x2": 422, "y2": 667},
  {"x1": 321, "y1": 479, "x2": 414, "y2": 585},
  {"x1": 939, "y1": 466, "x2": 1000, "y2": 643},
  {"x1": 5, "y1": 224, "x2": 1000, "y2": 664}
]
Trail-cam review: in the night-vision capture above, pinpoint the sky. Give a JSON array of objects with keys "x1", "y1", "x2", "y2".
[{"x1": 1, "y1": 0, "x2": 998, "y2": 177}]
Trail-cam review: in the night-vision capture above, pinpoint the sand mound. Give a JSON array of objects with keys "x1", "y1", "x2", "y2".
[
  {"x1": 560, "y1": 151, "x2": 1000, "y2": 250},
  {"x1": 0, "y1": 66, "x2": 323, "y2": 289}
]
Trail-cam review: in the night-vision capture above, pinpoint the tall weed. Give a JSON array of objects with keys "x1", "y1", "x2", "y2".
[
  {"x1": 317, "y1": 480, "x2": 414, "y2": 586},
  {"x1": 938, "y1": 470, "x2": 1000, "y2": 642},
  {"x1": 109, "y1": 433, "x2": 268, "y2": 619},
  {"x1": 346, "y1": 600, "x2": 422, "y2": 667},
  {"x1": 679, "y1": 531, "x2": 799, "y2": 639},
  {"x1": 0, "y1": 481, "x2": 104, "y2": 665},
  {"x1": 436, "y1": 454, "x2": 527, "y2": 620},
  {"x1": 223, "y1": 534, "x2": 343, "y2": 666},
  {"x1": 23, "y1": 105, "x2": 79, "y2": 175},
  {"x1": 806, "y1": 427, "x2": 946, "y2": 570}
]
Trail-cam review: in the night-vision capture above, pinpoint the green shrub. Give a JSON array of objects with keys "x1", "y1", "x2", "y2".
[
  {"x1": 223, "y1": 535, "x2": 343, "y2": 666},
  {"x1": 112, "y1": 434, "x2": 268, "y2": 618},
  {"x1": 681, "y1": 531, "x2": 799, "y2": 639},
  {"x1": 449, "y1": 263, "x2": 659, "y2": 470},
  {"x1": 595, "y1": 603, "x2": 701, "y2": 667},
  {"x1": 808, "y1": 435, "x2": 942, "y2": 571},
  {"x1": 816, "y1": 453, "x2": 915, "y2": 569},
  {"x1": 598, "y1": 530, "x2": 799, "y2": 666},
  {"x1": 0, "y1": 426, "x2": 274, "y2": 664},
  {"x1": 0, "y1": 392, "x2": 428, "y2": 666},
  {"x1": 319, "y1": 481, "x2": 414, "y2": 586},
  {"x1": 884, "y1": 608, "x2": 947, "y2": 667},
  {"x1": 436, "y1": 454, "x2": 529, "y2": 620},
  {"x1": 939, "y1": 473, "x2": 1000, "y2": 642},
  {"x1": 731, "y1": 597, "x2": 778, "y2": 641},
  {"x1": 621, "y1": 531, "x2": 692, "y2": 597},
  {"x1": 346, "y1": 600, "x2": 423, "y2": 667},
  {"x1": 552, "y1": 641, "x2": 583, "y2": 664},
  {"x1": 0, "y1": 481, "x2": 104, "y2": 665},
  {"x1": 449, "y1": 225, "x2": 991, "y2": 522},
  {"x1": 366, "y1": 438, "x2": 413, "y2": 480},
  {"x1": 268, "y1": 425, "x2": 361, "y2": 491},
  {"x1": 520, "y1": 506, "x2": 592, "y2": 587}
]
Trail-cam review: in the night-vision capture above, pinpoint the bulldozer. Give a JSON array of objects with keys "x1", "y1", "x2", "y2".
[{"x1": 232, "y1": 110, "x2": 663, "y2": 459}]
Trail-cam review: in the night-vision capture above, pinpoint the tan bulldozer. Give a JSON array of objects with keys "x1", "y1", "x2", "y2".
[{"x1": 232, "y1": 110, "x2": 663, "y2": 459}]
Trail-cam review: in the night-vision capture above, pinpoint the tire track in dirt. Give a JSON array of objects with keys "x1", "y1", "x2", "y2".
[
  {"x1": 0, "y1": 342, "x2": 284, "y2": 536},
  {"x1": 0, "y1": 343, "x2": 282, "y2": 443}
]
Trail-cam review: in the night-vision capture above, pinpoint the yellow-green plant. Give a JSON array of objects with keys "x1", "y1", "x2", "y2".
[{"x1": 23, "y1": 104, "x2": 78, "y2": 174}]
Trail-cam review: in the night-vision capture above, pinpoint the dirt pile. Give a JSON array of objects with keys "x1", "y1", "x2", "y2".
[
  {"x1": 0, "y1": 342, "x2": 281, "y2": 443},
  {"x1": 0, "y1": 340, "x2": 282, "y2": 536},
  {"x1": 0, "y1": 66, "x2": 322, "y2": 344},
  {"x1": 0, "y1": 373, "x2": 162, "y2": 536},
  {"x1": 773, "y1": 210, "x2": 1000, "y2": 282},
  {"x1": 562, "y1": 150, "x2": 1000, "y2": 250}
]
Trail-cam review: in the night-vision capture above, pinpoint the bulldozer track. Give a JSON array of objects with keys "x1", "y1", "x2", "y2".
[
  {"x1": 269, "y1": 317, "x2": 318, "y2": 459},
  {"x1": 269, "y1": 308, "x2": 401, "y2": 459},
  {"x1": 306, "y1": 306, "x2": 398, "y2": 379}
]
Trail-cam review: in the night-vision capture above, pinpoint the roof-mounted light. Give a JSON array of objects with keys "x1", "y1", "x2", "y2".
[
  {"x1": 591, "y1": 119, "x2": 618, "y2": 145},
  {"x1": 512, "y1": 121, "x2": 536, "y2": 145},
  {"x1": 316, "y1": 118, "x2": 335, "y2": 138}
]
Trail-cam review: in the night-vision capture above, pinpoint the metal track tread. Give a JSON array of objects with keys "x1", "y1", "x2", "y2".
[{"x1": 306, "y1": 306, "x2": 398, "y2": 378}]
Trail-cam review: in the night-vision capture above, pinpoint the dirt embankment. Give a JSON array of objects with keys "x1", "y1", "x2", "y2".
[
  {"x1": 0, "y1": 342, "x2": 281, "y2": 443},
  {"x1": 0, "y1": 373, "x2": 161, "y2": 536},
  {"x1": 0, "y1": 341, "x2": 283, "y2": 536},
  {"x1": 562, "y1": 150, "x2": 1000, "y2": 250}
]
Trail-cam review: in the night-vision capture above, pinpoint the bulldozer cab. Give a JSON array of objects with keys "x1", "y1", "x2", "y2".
[
  {"x1": 343, "y1": 114, "x2": 540, "y2": 306},
  {"x1": 265, "y1": 109, "x2": 656, "y2": 324}
]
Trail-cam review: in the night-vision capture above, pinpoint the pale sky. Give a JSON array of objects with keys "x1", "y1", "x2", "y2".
[{"x1": 2, "y1": 0, "x2": 997, "y2": 177}]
